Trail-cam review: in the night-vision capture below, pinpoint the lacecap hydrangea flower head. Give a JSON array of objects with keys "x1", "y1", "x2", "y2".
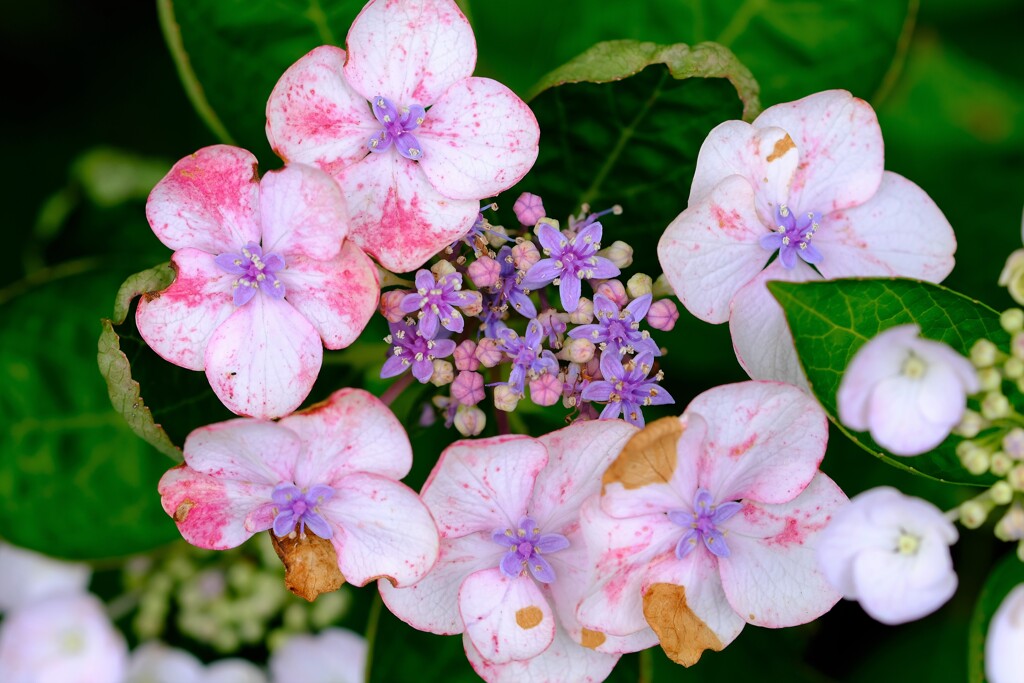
[
  {"x1": 266, "y1": 0, "x2": 540, "y2": 273},
  {"x1": 657, "y1": 89, "x2": 956, "y2": 385}
]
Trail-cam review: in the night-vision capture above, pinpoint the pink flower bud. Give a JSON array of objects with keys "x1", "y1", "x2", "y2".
[
  {"x1": 568, "y1": 297, "x2": 594, "y2": 325},
  {"x1": 564, "y1": 338, "x2": 596, "y2": 364},
  {"x1": 453, "y1": 405, "x2": 487, "y2": 436},
  {"x1": 529, "y1": 373, "x2": 561, "y2": 407},
  {"x1": 379, "y1": 290, "x2": 408, "y2": 323},
  {"x1": 475, "y1": 338, "x2": 504, "y2": 368},
  {"x1": 467, "y1": 256, "x2": 500, "y2": 288},
  {"x1": 493, "y1": 385, "x2": 520, "y2": 412},
  {"x1": 647, "y1": 299, "x2": 680, "y2": 331},
  {"x1": 459, "y1": 290, "x2": 483, "y2": 317},
  {"x1": 512, "y1": 192, "x2": 546, "y2": 226},
  {"x1": 451, "y1": 371, "x2": 485, "y2": 405},
  {"x1": 454, "y1": 340, "x2": 480, "y2": 371},
  {"x1": 595, "y1": 280, "x2": 628, "y2": 308},
  {"x1": 429, "y1": 360, "x2": 454, "y2": 387},
  {"x1": 512, "y1": 241, "x2": 541, "y2": 271}
]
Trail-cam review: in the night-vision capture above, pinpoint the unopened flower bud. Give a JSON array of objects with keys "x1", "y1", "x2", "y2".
[
  {"x1": 512, "y1": 192, "x2": 545, "y2": 226},
  {"x1": 954, "y1": 410, "x2": 987, "y2": 438},
  {"x1": 493, "y1": 385, "x2": 519, "y2": 412},
  {"x1": 999, "y1": 248, "x2": 1024, "y2": 305},
  {"x1": 982, "y1": 392, "x2": 1012, "y2": 420},
  {"x1": 985, "y1": 584, "x2": 1024, "y2": 683},
  {"x1": 475, "y1": 338, "x2": 503, "y2": 367},
  {"x1": 468, "y1": 256, "x2": 500, "y2": 288},
  {"x1": 431, "y1": 260, "x2": 457, "y2": 278},
  {"x1": 963, "y1": 447, "x2": 991, "y2": 476},
  {"x1": 652, "y1": 273, "x2": 675, "y2": 298},
  {"x1": 979, "y1": 367, "x2": 1003, "y2": 392},
  {"x1": 1005, "y1": 429, "x2": 1024, "y2": 459},
  {"x1": 626, "y1": 273, "x2": 653, "y2": 299},
  {"x1": 512, "y1": 241, "x2": 541, "y2": 272},
  {"x1": 453, "y1": 340, "x2": 480, "y2": 371},
  {"x1": 453, "y1": 405, "x2": 486, "y2": 436},
  {"x1": 1006, "y1": 357, "x2": 1024, "y2": 380},
  {"x1": 459, "y1": 290, "x2": 483, "y2": 317},
  {"x1": 972, "y1": 339, "x2": 1000, "y2": 368},
  {"x1": 1013, "y1": 332, "x2": 1024, "y2": 360},
  {"x1": 597, "y1": 240, "x2": 633, "y2": 268},
  {"x1": 529, "y1": 373, "x2": 561, "y2": 407},
  {"x1": 568, "y1": 297, "x2": 594, "y2": 324},
  {"x1": 429, "y1": 360, "x2": 454, "y2": 387},
  {"x1": 563, "y1": 338, "x2": 595, "y2": 364},
  {"x1": 992, "y1": 451, "x2": 1014, "y2": 476},
  {"x1": 379, "y1": 290, "x2": 408, "y2": 323},
  {"x1": 995, "y1": 502, "x2": 1024, "y2": 541},
  {"x1": 991, "y1": 481, "x2": 1015, "y2": 506},
  {"x1": 486, "y1": 224, "x2": 510, "y2": 248},
  {"x1": 1002, "y1": 308, "x2": 1024, "y2": 333},
  {"x1": 647, "y1": 299, "x2": 679, "y2": 332},
  {"x1": 960, "y1": 499, "x2": 990, "y2": 529},
  {"x1": 595, "y1": 280, "x2": 628, "y2": 308},
  {"x1": 1010, "y1": 465, "x2": 1024, "y2": 491},
  {"x1": 450, "y1": 371, "x2": 485, "y2": 405}
]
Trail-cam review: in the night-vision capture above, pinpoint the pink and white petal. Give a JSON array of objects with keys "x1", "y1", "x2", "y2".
[
  {"x1": 259, "y1": 163, "x2": 350, "y2": 261},
  {"x1": 343, "y1": 0, "x2": 476, "y2": 105},
  {"x1": 576, "y1": 498, "x2": 679, "y2": 639},
  {"x1": 322, "y1": 473, "x2": 439, "y2": 587},
  {"x1": 464, "y1": 624, "x2": 620, "y2": 683},
  {"x1": 136, "y1": 248, "x2": 236, "y2": 371},
  {"x1": 279, "y1": 243, "x2": 379, "y2": 349},
  {"x1": 836, "y1": 325, "x2": 920, "y2": 431},
  {"x1": 418, "y1": 77, "x2": 539, "y2": 200},
  {"x1": 530, "y1": 420, "x2": 638, "y2": 533},
  {"x1": 379, "y1": 532, "x2": 501, "y2": 635},
  {"x1": 690, "y1": 122, "x2": 799, "y2": 225},
  {"x1": 719, "y1": 472, "x2": 846, "y2": 628},
  {"x1": 657, "y1": 174, "x2": 771, "y2": 324},
  {"x1": 729, "y1": 258, "x2": 820, "y2": 388},
  {"x1": 146, "y1": 145, "x2": 260, "y2": 253},
  {"x1": 685, "y1": 379, "x2": 828, "y2": 506},
  {"x1": 280, "y1": 388, "x2": 412, "y2": 486},
  {"x1": 205, "y1": 296, "x2": 323, "y2": 419},
  {"x1": 158, "y1": 465, "x2": 275, "y2": 550},
  {"x1": 753, "y1": 90, "x2": 883, "y2": 215},
  {"x1": 266, "y1": 46, "x2": 378, "y2": 175},
  {"x1": 459, "y1": 569, "x2": 555, "y2": 664},
  {"x1": 599, "y1": 415, "x2": 703, "y2": 520},
  {"x1": 640, "y1": 551, "x2": 746, "y2": 662},
  {"x1": 338, "y1": 152, "x2": 479, "y2": 272},
  {"x1": 421, "y1": 435, "x2": 548, "y2": 537},
  {"x1": 183, "y1": 418, "x2": 302, "y2": 485},
  {"x1": 813, "y1": 172, "x2": 955, "y2": 282}
]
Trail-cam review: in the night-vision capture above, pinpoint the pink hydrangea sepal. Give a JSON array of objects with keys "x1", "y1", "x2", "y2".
[
  {"x1": 458, "y1": 568, "x2": 556, "y2": 664},
  {"x1": 259, "y1": 161, "x2": 350, "y2": 261}
]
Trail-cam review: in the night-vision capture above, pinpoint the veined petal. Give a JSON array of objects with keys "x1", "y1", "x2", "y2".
[
  {"x1": 136, "y1": 248, "x2": 236, "y2": 371},
  {"x1": 813, "y1": 171, "x2": 955, "y2": 282},
  {"x1": 753, "y1": 89, "x2": 883, "y2": 215},
  {"x1": 279, "y1": 388, "x2": 412, "y2": 485},
  {"x1": 204, "y1": 296, "x2": 323, "y2": 419},
  {"x1": 421, "y1": 435, "x2": 548, "y2": 537},
  {"x1": 158, "y1": 465, "x2": 275, "y2": 550},
  {"x1": 343, "y1": 0, "x2": 476, "y2": 106},
  {"x1": 459, "y1": 569, "x2": 555, "y2": 664},
  {"x1": 657, "y1": 175, "x2": 771, "y2": 324},
  {"x1": 418, "y1": 77, "x2": 539, "y2": 200},
  {"x1": 718, "y1": 472, "x2": 846, "y2": 628},
  {"x1": 463, "y1": 623, "x2": 620, "y2": 683},
  {"x1": 146, "y1": 145, "x2": 260, "y2": 253},
  {"x1": 379, "y1": 532, "x2": 501, "y2": 635},
  {"x1": 183, "y1": 418, "x2": 302, "y2": 485},
  {"x1": 266, "y1": 46, "x2": 378, "y2": 176},
  {"x1": 729, "y1": 258, "x2": 820, "y2": 387},
  {"x1": 684, "y1": 381, "x2": 828, "y2": 506},
  {"x1": 279, "y1": 242, "x2": 379, "y2": 349},
  {"x1": 259, "y1": 163, "x2": 349, "y2": 261},
  {"x1": 337, "y1": 152, "x2": 479, "y2": 272},
  {"x1": 322, "y1": 473, "x2": 439, "y2": 587}
]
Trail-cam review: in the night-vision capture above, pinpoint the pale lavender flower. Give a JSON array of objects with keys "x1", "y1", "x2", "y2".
[
  {"x1": 400, "y1": 269, "x2": 476, "y2": 339},
  {"x1": 522, "y1": 222, "x2": 619, "y2": 312},
  {"x1": 581, "y1": 351, "x2": 673, "y2": 427},
  {"x1": 381, "y1": 320, "x2": 456, "y2": 383},
  {"x1": 569, "y1": 293, "x2": 660, "y2": 356},
  {"x1": 496, "y1": 319, "x2": 558, "y2": 395}
]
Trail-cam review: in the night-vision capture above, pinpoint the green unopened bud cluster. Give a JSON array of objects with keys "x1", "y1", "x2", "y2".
[{"x1": 124, "y1": 535, "x2": 352, "y2": 653}]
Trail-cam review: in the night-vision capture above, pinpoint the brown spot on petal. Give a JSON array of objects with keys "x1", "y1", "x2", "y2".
[
  {"x1": 602, "y1": 417, "x2": 681, "y2": 491},
  {"x1": 766, "y1": 134, "x2": 795, "y2": 162},
  {"x1": 581, "y1": 628, "x2": 606, "y2": 649},
  {"x1": 271, "y1": 531, "x2": 345, "y2": 602},
  {"x1": 643, "y1": 583, "x2": 723, "y2": 667},
  {"x1": 515, "y1": 606, "x2": 544, "y2": 629},
  {"x1": 173, "y1": 499, "x2": 194, "y2": 523}
]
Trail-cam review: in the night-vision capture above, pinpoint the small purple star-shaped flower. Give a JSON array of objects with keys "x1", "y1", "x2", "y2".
[
  {"x1": 569, "y1": 293, "x2": 660, "y2": 357},
  {"x1": 492, "y1": 516, "x2": 570, "y2": 584},
  {"x1": 668, "y1": 488, "x2": 743, "y2": 559},
  {"x1": 399, "y1": 269, "x2": 476, "y2": 339},
  {"x1": 522, "y1": 222, "x2": 619, "y2": 312},
  {"x1": 495, "y1": 319, "x2": 558, "y2": 396},
  {"x1": 214, "y1": 241, "x2": 287, "y2": 307},
  {"x1": 758, "y1": 204, "x2": 823, "y2": 270},
  {"x1": 271, "y1": 483, "x2": 335, "y2": 539},
  {"x1": 381, "y1": 319, "x2": 457, "y2": 383},
  {"x1": 367, "y1": 95, "x2": 426, "y2": 160},
  {"x1": 581, "y1": 351, "x2": 674, "y2": 428}
]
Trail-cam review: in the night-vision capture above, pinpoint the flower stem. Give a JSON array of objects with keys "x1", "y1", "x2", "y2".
[
  {"x1": 364, "y1": 591, "x2": 384, "y2": 683},
  {"x1": 639, "y1": 648, "x2": 654, "y2": 683},
  {"x1": 379, "y1": 373, "x2": 414, "y2": 407}
]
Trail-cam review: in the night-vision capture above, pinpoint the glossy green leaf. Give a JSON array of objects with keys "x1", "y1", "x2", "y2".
[
  {"x1": 968, "y1": 551, "x2": 1024, "y2": 683},
  {"x1": 0, "y1": 271, "x2": 181, "y2": 560},
  {"x1": 770, "y1": 277, "x2": 1005, "y2": 486},
  {"x1": 521, "y1": 39, "x2": 758, "y2": 274}
]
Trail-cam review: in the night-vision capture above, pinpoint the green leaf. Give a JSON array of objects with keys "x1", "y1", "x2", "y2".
[
  {"x1": 968, "y1": 552, "x2": 1024, "y2": 683},
  {"x1": 769, "y1": 277, "x2": 1006, "y2": 486},
  {"x1": 522, "y1": 39, "x2": 758, "y2": 274},
  {"x1": 1, "y1": 270, "x2": 181, "y2": 560},
  {"x1": 159, "y1": 0, "x2": 366, "y2": 161}
]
